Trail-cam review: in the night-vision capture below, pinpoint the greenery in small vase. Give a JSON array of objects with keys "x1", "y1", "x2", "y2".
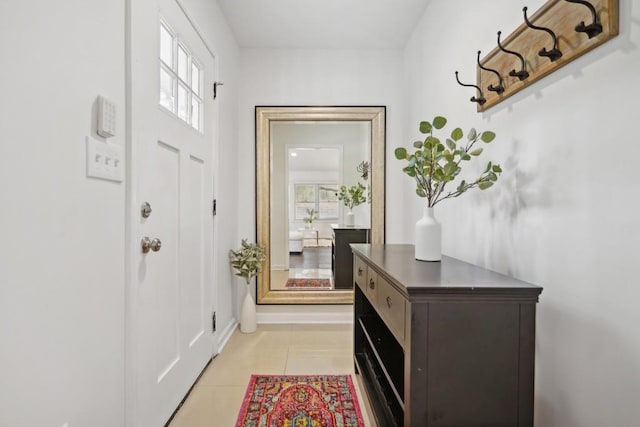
[
  {"x1": 394, "y1": 115, "x2": 503, "y2": 207},
  {"x1": 303, "y1": 208, "x2": 317, "y2": 226},
  {"x1": 229, "y1": 239, "x2": 266, "y2": 285},
  {"x1": 338, "y1": 182, "x2": 367, "y2": 210}
]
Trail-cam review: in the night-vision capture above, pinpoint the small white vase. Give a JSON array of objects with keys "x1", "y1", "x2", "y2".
[
  {"x1": 240, "y1": 288, "x2": 257, "y2": 333},
  {"x1": 415, "y1": 207, "x2": 441, "y2": 261},
  {"x1": 344, "y1": 210, "x2": 355, "y2": 227}
]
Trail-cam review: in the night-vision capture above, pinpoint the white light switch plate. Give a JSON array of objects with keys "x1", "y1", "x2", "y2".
[{"x1": 86, "y1": 136, "x2": 123, "y2": 182}]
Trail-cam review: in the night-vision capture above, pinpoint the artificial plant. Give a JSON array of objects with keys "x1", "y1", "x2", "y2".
[
  {"x1": 229, "y1": 239, "x2": 266, "y2": 285},
  {"x1": 338, "y1": 182, "x2": 367, "y2": 210},
  {"x1": 394, "y1": 115, "x2": 502, "y2": 207},
  {"x1": 303, "y1": 208, "x2": 317, "y2": 225}
]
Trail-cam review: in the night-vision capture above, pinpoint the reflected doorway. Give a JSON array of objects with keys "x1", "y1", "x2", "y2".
[
  {"x1": 269, "y1": 122, "x2": 369, "y2": 292},
  {"x1": 272, "y1": 147, "x2": 338, "y2": 290}
]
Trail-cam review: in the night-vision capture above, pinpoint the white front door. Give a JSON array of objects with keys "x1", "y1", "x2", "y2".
[{"x1": 127, "y1": 0, "x2": 217, "y2": 425}]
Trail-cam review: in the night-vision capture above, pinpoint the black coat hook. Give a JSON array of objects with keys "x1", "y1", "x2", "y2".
[
  {"x1": 497, "y1": 31, "x2": 529, "y2": 81},
  {"x1": 477, "y1": 50, "x2": 504, "y2": 94},
  {"x1": 455, "y1": 71, "x2": 486, "y2": 105},
  {"x1": 565, "y1": 0, "x2": 603, "y2": 38},
  {"x1": 523, "y1": 7, "x2": 563, "y2": 61}
]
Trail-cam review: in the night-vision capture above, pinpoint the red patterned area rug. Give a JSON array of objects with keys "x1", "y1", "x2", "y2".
[
  {"x1": 235, "y1": 374, "x2": 365, "y2": 427},
  {"x1": 285, "y1": 278, "x2": 332, "y2": 289}
]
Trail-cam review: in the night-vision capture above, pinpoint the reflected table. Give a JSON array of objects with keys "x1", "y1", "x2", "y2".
[{"x1": 298, "y1": 228, "x2": 319, "y2": 246}]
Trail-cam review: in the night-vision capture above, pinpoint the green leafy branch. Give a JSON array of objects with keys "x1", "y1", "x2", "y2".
[
  {"x1": 229, "y1": 239, "x2": 266, "y2": 285},
  {"x1": 338, "y1": 182, "x2": 367, "y2": 209},
  {"x1": 394, "y1": 116, "x2": 503, "y2": 207}
]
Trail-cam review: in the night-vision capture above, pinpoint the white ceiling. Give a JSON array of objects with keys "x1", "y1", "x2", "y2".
[
  {"x1": 289, "y1": 147, "x2": 339, "y2": 172},
  {"x1": 216, "y1": 0, "x2": 431, "y2": 49}
]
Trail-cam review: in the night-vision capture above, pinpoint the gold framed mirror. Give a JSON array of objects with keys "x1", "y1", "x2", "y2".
[{"x1": 256, "y1": 106, "x2": 385, "y2": 304}]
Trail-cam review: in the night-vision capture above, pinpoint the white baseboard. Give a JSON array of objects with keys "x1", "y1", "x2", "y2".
[
  {"x1": 256, "y1": 311, "x2": 353, "y2": 324},
  {"x1": 216, "y1": 318, "x2": 238, "y2": 354}
]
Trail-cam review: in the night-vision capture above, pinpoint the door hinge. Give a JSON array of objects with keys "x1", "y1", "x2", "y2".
[
  {"x1": 212, "y1": 199, "x2": 217, "y2": 217},
  {"x1": 212, "y1": 312, "x2": 216, "y2": 332},
  {"x1": 213, "y1": 81, "x2": 224, "y2": 100}
]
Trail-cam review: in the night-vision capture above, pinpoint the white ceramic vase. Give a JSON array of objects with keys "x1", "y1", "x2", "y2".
[
  {"x1": 345, "y1": 209, "x2": 355, "y2": 227},
  {"x1": 240, "y1": 288, "x2": 257, "y2": 333},
  {"x1": 415, "y1": 207, "x2": 441, "y2": 261}
]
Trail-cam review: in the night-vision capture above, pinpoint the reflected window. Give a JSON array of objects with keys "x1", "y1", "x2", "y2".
[
  {"x1": 294, "y1": 184, "x2": 338, "y2": 220},
  {"x1": 318, "y1": 185, "x2": 339, "y2": 218}
]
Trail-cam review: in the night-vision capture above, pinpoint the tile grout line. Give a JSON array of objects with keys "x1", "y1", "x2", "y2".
[{"x1": 284, "y1": 332, "x2": 292, "y2": 374}]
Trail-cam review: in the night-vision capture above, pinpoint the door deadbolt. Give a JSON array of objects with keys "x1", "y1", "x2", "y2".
[
  {"x1": 141, "y1": 202, "x2": 152, "y2": 218},
  {"x1": 141, "y1": 237, "x2": 162, "y2": 253}
]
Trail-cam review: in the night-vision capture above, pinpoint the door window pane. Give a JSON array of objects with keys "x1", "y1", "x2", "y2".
[
  {"x1": 160, "y1": 67, "x2": 175, "y2": 112},
  {"x1": 192, "y1": 63, "x2": 201, "y2": 97},
  {"x1": 177, "y1": 83, "x2": 189, "y2": 121},
  {"x1": 158, "y1": 18, "x2": 204, "y2": 131},
  {"x1": 160, "y1": 24, "x2": 173, "y2": 66},
  {"x1": 177, "y1": 45, "x2": 189, "y2": 83},
  {"x1": 191, "y1": 98, "x2": 200, "y2": 131}
]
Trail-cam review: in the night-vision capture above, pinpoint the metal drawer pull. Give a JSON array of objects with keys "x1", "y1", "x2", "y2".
[
  {"x1": 369, "y1": 279, "x2": 375, "y2": 289},
  {"x1": 386, "y1": 296, "x2": 392, "y2": 308},
  {"x1": 358, "y1": 267, "x2": 363, "y2": 276}
]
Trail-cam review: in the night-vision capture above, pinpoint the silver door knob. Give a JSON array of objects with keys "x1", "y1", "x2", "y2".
[
  {"x1": 141, "y1": 237, "x2": 162, "y2": 253},
  {"x1": 141, "y1": 202, "x2": 152, "y2": 218},
  {"x1": 150, "y1": 238, "x2": 162, "y2": 252}
]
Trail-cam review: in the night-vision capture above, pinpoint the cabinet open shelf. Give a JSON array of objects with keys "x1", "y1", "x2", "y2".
[
  {"x1": 355, "y1": 349, "x2": 403, "y2": 426},
  {"x1": 358, "y1": 315, "x2": 404, "y2": 406},
  {"x1": 354, "y1": 286, "x2": 404, "y2": 426}
]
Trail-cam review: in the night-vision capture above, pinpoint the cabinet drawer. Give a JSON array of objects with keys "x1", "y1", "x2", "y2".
[
  {"x1": 376, "y1": 276, "x2": 405, "y2": 342},
  {"x1": 365, "y1": 267, "x2": 378, "y2": 304},
  {"x1": 354, "y1": 255, "x2": 368, "y2": 289}
]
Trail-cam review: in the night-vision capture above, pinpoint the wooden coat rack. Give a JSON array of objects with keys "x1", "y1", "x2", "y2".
[{"x1": 460, "y1": 0, "x2": 619, "y2": 112}]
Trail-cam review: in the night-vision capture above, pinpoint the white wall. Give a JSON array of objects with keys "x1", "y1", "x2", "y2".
[
  {"x1": 238, "y1": 48, "x2": 406, "y2": 318},
  {"x1": 404, "y1": 0, "x2": 640, "y2": 425},
  {"x1": 0, "y1": 1, "x2": 126, "y2": 426},
  {"x1": 0, "y1": 0, "x2": 239, "y2": 425},
  {"x1": 270, "y1": 125, "x2": 341, "y2": 269},
  {"x1": 272, "y1": 163, "x2": 339, "y2": 270}
]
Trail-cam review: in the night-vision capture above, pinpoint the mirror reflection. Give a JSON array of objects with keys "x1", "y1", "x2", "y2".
[
  {"x1": 269, "y1": 122, "x2": 370, "y2": 292},
  {"x1": 255, "y1": 106, "x2": 385, "y2": 305}
]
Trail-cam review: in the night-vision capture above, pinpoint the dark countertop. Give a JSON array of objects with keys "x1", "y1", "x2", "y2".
[
  {"x1": 351, "y1": 244, "x2": 542, "y2": 300},
  {"x1": 331, "y1": 224, "x2": 370, "y2": 231}
]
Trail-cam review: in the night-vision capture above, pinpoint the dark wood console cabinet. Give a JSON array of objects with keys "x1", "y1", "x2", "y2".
[
  {"x1": 331, "y1": 225, "x2": 369, "y2": 289},
  {"x1": 351, "y1": 244, "x2": 542, "y2": 427}
]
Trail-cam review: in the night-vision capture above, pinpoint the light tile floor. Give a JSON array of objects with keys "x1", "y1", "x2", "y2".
[{"x1": 168, "y1": 323, "x2": 377, "y2": 426}]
